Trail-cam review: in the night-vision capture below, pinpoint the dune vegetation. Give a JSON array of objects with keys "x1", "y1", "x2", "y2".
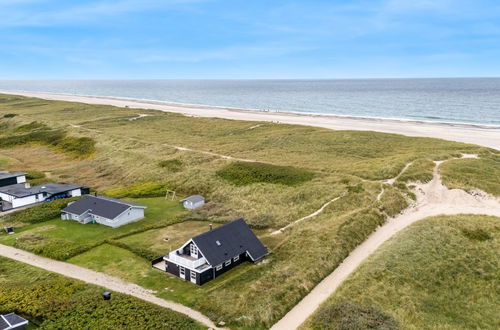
[
  {"x1": 0, "y1": 93, "x2": 499, "y2": 328},
  {"x1": 0, "y1": 257, "x2": 204, "y2": 329},
  {"x1": 303, "y1": 215, "x2": 500, "y2": 330}
]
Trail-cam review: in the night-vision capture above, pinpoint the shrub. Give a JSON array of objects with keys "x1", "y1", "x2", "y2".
[
  {"x1": 311, "y1": 302, "x2": 399, "y2": 330},
  {"x1": 105, "y1": 181, "x2": 169, "y2": 198},
  {"x1": 0, "y1": 198, "x2": 77, "y2": 227},
  {"x1": 3, "y1": 113, "x2": 17, "y2": 118},
  {"x1": 216, "y1": 161, "x2": 315, "y2": 186},
  {"x1": 57, "y1": 136, "x2": 96, "y2": 157},
  {"x1": 159, "y1": 159, "x2": 183, "y2": 172},
  {"x1": 14, "y1": 121, "x2": 49, "y2": 132},
  {"x1": 346, "y1": 184, "x2": 364, "y2": 193},
  {"x1": 462, "y1": 228, "x2": 492, "y2": 241}
]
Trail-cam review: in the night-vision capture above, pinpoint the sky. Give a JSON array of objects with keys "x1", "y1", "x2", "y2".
[{"x1": 0, "y1": 0, "x2": 499, "y2": 79}]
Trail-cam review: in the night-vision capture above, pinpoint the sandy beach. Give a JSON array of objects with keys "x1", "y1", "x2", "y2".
[{"x1": 2, "y1": 90, "x2": 499, "y2": 150}]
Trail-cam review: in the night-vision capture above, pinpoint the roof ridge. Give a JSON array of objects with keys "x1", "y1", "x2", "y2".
[{"x1": 192, "y1": 218, "x2": 245, "y2": 240}]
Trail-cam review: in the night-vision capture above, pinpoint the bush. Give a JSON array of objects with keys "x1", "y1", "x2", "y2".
[
  {"x1": 462, "y1": 228, "x2": 492, "y2": 241},
  {"x1": 311, "y1": 302, "x2": 399, "y2": 330},
  {"x1": 105, "y1": 181, "x2": 169, "y2": 198},
  {"x1": 216, "y1": 161, "x2": 315, "y2": 186},
  {"x1": 0, "y1": 198, "x2": 77, "y2": 227},
  {"x1": 3, "y1": 113, "x2": 17, "y2": 118},
  {"x1": 57, "y1": 136, "x2": 96, "y2": 157},
  {"x1": 159, "y1": 159, "x2": 183, "y2": 172}
]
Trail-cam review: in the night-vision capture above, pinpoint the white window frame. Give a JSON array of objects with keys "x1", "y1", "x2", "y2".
[
  {"x1": 179, "y1": 266, "x2": 185, "y2": 277},
  {"x1": 225, "y1": 260, "x2": 231, "y2": 266},
  {"x1": 190, "y1": 243, "x2": 198, "y2": 258},
  {"x1": 216, "y1": 264, "x2": 222, "y2": 271},
  {"x1": 233, "y1": 255, "x2": 240, "y2": 262}
]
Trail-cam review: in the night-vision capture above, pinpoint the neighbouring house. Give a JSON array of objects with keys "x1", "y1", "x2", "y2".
[
  {"x1": 0, "y1": 313, "x2": 29, "y2": 330},
  {"x1": 155, "y1": 218, "x2": 268, "y2": 285},
  {"x1": 61, "y1": 195, "x2": 147, "y2": 228},
  {"x1": 181, "y1": 195, "x2": 205, "y2": 209},
  {"x1": 0, "y1": 171, "x2": 26, "y2": 188},
  {"x1": 0, "y1": 183, "x2": 88, "y2": 211}
]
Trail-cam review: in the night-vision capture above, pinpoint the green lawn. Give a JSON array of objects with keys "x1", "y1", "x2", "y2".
[
  {"x1": 0, "y1": 257, "x2": 203, "y2": 329},
  {"x1": 303, "y1": 214, "x2": 500, "y2": 330}
]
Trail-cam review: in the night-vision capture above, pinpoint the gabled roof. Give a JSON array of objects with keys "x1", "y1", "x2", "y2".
[
  {"x1": 0, "y1": 171, "x2": 26, "y2": 181},
  {"x1": 0, "y1": 183, "x2": 82, "y2": 198},
  {"x1": 181, "y1": 195, "x2": 205, "y2": 203},
  {"x1": 0, "y1": 313, "x2": 28, "y2": 330},
  {"x1": 62, "y1": 195, "x2": 146, "y2": 220},
  {"x1": 192, "y1": 218, "x2": 268, "y2": 266}
]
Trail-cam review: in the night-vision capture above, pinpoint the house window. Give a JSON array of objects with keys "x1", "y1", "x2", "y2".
[
  {"x1": 225, "y1": 260, "x2": 231, "y2": 266},
  {"x1": 216, "y1": 264, "x2": 222, "y2": 271},
  {"x1": 190, "y1": 244, "x2": 198, "y2": 258},
  {"x1": 233, "y1": 256, "x2": 240, "y2": 262},
  {"x1": 179, "y1": 266, "x2": 185, "y2": 277}
]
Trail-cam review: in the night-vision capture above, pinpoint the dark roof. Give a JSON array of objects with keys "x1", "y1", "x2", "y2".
[
  {"x1": 62, "y1": 195, "x2": 146, "y2": 220},
  {"x1": 0, "y1": 183, "x2": 82, "y2": 198},
  {"x1": 192, "y1": 218, "x2": 268, "y2": 266},
  {"x1": 0, "y1": 313, "x2": 28, "y2": 330},
  {"x1": 182, "y1": 195, "x2": 205, "y2": 203},
  {"x1": 0, "y1": 171, "x2": 25, "y2": 181}
]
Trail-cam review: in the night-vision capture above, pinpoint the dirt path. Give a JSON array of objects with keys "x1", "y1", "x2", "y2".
[
  {"x1": 270, "y1": 194, "x2": 345, "y2": 235},
  {"x1": 271, "y1": 155, "x2": 500, "y2": 330},
  {"x1": 377, "y1": 161, "x2": 413, "y2": 201},
  {"x1": 0, "y1": 244, "x2": 219, "y2": 329}
]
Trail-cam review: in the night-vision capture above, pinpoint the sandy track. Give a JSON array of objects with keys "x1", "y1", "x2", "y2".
[
  {"x1": 271, "y1": 156, "x2": 500, "y2": 330},
  {"x1": 0, "y1": 244, "x2": 219, "y2": 329},
  {"x1": 1, "y1": 91, "x2": 499, "y2": 150}
]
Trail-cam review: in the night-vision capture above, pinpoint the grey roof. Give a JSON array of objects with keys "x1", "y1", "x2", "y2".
[
  {"x1": 0, "y1": 313, "x2": 28, "y2": 330},
  {"x1": 0, "y1": 171, "x2": 25, "y2": 180},
  {"x1": 192, "y1": 218, "x2": 268, "y2": 266},
  {"x1": 182, "y1": 195, "x2": 205, "y2": 203},
  {"x1": 62, "y1": 195, "x2": 146, "y2": 220},
  {"x1": 0, "y1": 183, "x2": 82, "y2": 198}
]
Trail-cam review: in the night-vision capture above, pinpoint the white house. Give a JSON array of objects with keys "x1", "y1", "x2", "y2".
[
  {"x1": 181, "y1": 195, "x2": 205, "y2": 209},
  {"x1": 61, "y1": 195, "x2": 147, "y2": 228},
  {"x1": 0, "y1": 171, "x2": 26, "y2": 188},
  {"x1": 0, "y1": 183, "x2": 86, "y2": 211}
]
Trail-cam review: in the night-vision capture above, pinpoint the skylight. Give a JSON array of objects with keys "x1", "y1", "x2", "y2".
[{"x1": 216, "y1": 240, "x2": 221, "y2": 246}]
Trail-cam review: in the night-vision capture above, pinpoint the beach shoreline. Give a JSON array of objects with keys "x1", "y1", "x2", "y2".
[{"x1": 2, "y1": 90, "x2": 499, "y2": 150}]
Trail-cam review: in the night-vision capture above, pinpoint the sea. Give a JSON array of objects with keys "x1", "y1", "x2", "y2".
[{"x1": 0, "y1": 78, "x2": 499, "y2": 126}]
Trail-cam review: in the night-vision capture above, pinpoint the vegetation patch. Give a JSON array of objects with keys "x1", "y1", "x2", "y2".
[
  {"x1": 0, "y1": 257, "x2": 203, "y2": 329},
  {"x1": 310, "y1": 302, "x2": 399, "y2": 330},
  {"x1": 0, "y1": 198, "x2": 77, "y2": 227},
  {"x1": 3, "y1": 113, "x2": 17, "y2": 118},
  {"x1": 397, "y1": 158, "x2": 435, "y2": 183},
  {"x1": 305, "y1": 215, "x2": 500, "y2": 330},
  {"x1": 159, "y1": 159, "x2": 184, "y2": 172},
  {"x1": 217, "y1": 161, "x2": 315, "y2": 186},
  {"x1": 105, "y1": 181, "x2": 170, "y2": 198}
]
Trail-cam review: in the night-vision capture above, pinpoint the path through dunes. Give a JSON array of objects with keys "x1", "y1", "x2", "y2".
[
  {"x1": 0, "y1": 244, "x2": 220, "y2": 330},
  {"x1": 271, "y1": 155, "x2": 500, "y2": 330}
]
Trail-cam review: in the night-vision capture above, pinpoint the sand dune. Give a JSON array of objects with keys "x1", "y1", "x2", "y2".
[{"x1": 1, "y1": 91, "x2": 499, "y2": 150}]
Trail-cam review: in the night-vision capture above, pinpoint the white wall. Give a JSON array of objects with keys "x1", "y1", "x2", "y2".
[
  {"x1": 16, "y1": 175, "x2": 27, "y2": 184},
  {"x1": 69, "y1": 188, "x2": 82, "y2": 197},
  {"x1": 11, "y1": 194, "x2": 44, "y2": 208},
  {"x1": 96, "y1": 207, "x2": 145, "y2": 228}
]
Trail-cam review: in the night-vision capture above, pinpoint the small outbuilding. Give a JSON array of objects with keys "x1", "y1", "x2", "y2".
[
  {"x1": 0, "y1": 313, "x2": 29, "y2": 330},
  {"x1": 61, "y1": 195, "x2": 146, "y2": 228},
  {"x1": 181, "y1": 195, "x2": 205, "y2": 210}
]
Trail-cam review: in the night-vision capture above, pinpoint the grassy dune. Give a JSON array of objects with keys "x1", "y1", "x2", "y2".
[
  {"x1": 1, "y1": 94, "x2": 499, "y2": 328},
  {"x1": 303, "y1": 215, "x2": 500, "y2": 330}
]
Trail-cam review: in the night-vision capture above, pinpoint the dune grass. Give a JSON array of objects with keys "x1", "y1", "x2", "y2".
[
  {"x1": 303, "y1": 215, "x2": 500, "y2": 330},
  {"x1": 0, "y1": 257, "x2": 204, "y2": 329},
  {"x1": 0, "y1": 94, "x2": 499, "y2": 328}
]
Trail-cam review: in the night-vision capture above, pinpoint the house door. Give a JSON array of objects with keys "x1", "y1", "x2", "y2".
[
  {"x1": 190, "y1": 270, "x2": 196, "y2": 284},
  {"x1": 179, "y1": 266, "x2": 186, "y2": 280}
]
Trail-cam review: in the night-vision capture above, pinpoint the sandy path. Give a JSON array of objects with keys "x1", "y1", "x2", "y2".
[
  {"x1": 0, "y1": 244, "x2": 219, "y2": 329},
  {"x1": 270, "y1": 194, "x2": 345, "y2": 235},
  {"x1": 2, "y1": 91, "x2": 499, "y2": 150},
  {"x1": 271, "y1": 156, "x2": 500, "y2": 330}
]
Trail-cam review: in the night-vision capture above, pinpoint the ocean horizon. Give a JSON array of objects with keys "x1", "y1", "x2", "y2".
[{"x1": 0, "y1": 78, "x2": 499, "y2": 126}]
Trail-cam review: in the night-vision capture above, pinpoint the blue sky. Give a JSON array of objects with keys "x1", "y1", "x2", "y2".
[{"x1": 0, "y1": 0, "x2": 499, "y2": 78}]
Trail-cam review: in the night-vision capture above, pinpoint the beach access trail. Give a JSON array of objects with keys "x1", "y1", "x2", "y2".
[
  {"x1": 271, "y1": 155, "x2": 500, "y2": 330},
  {"x1": 2, "y1": 91, "x2": 499, "y2": 150},
  {"x1": 0, "y1": 244, "x2": 220, "y2": 329}
]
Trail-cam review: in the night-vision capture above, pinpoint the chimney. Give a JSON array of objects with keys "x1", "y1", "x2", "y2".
[
  {"x1": 94, "y1": 192, "x2": 97, "y2": 197},
  {"x1": 24, "y1": 182, "x2": 31, "y2": 189},
  {"x1": 209, "y1": 224, "x2": 213, "y2": 231}
]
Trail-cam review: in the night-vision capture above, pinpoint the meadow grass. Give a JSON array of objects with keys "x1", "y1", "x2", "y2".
[
  {"x1": 303, "y1": 215, "x2": 500, "y2": 330},
  {"x1": 0, "y1": 94, "x2": 499, "y2": 328},
  {"x1": 0, "y1": 257, "x2": 204, "y2": 329}
]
